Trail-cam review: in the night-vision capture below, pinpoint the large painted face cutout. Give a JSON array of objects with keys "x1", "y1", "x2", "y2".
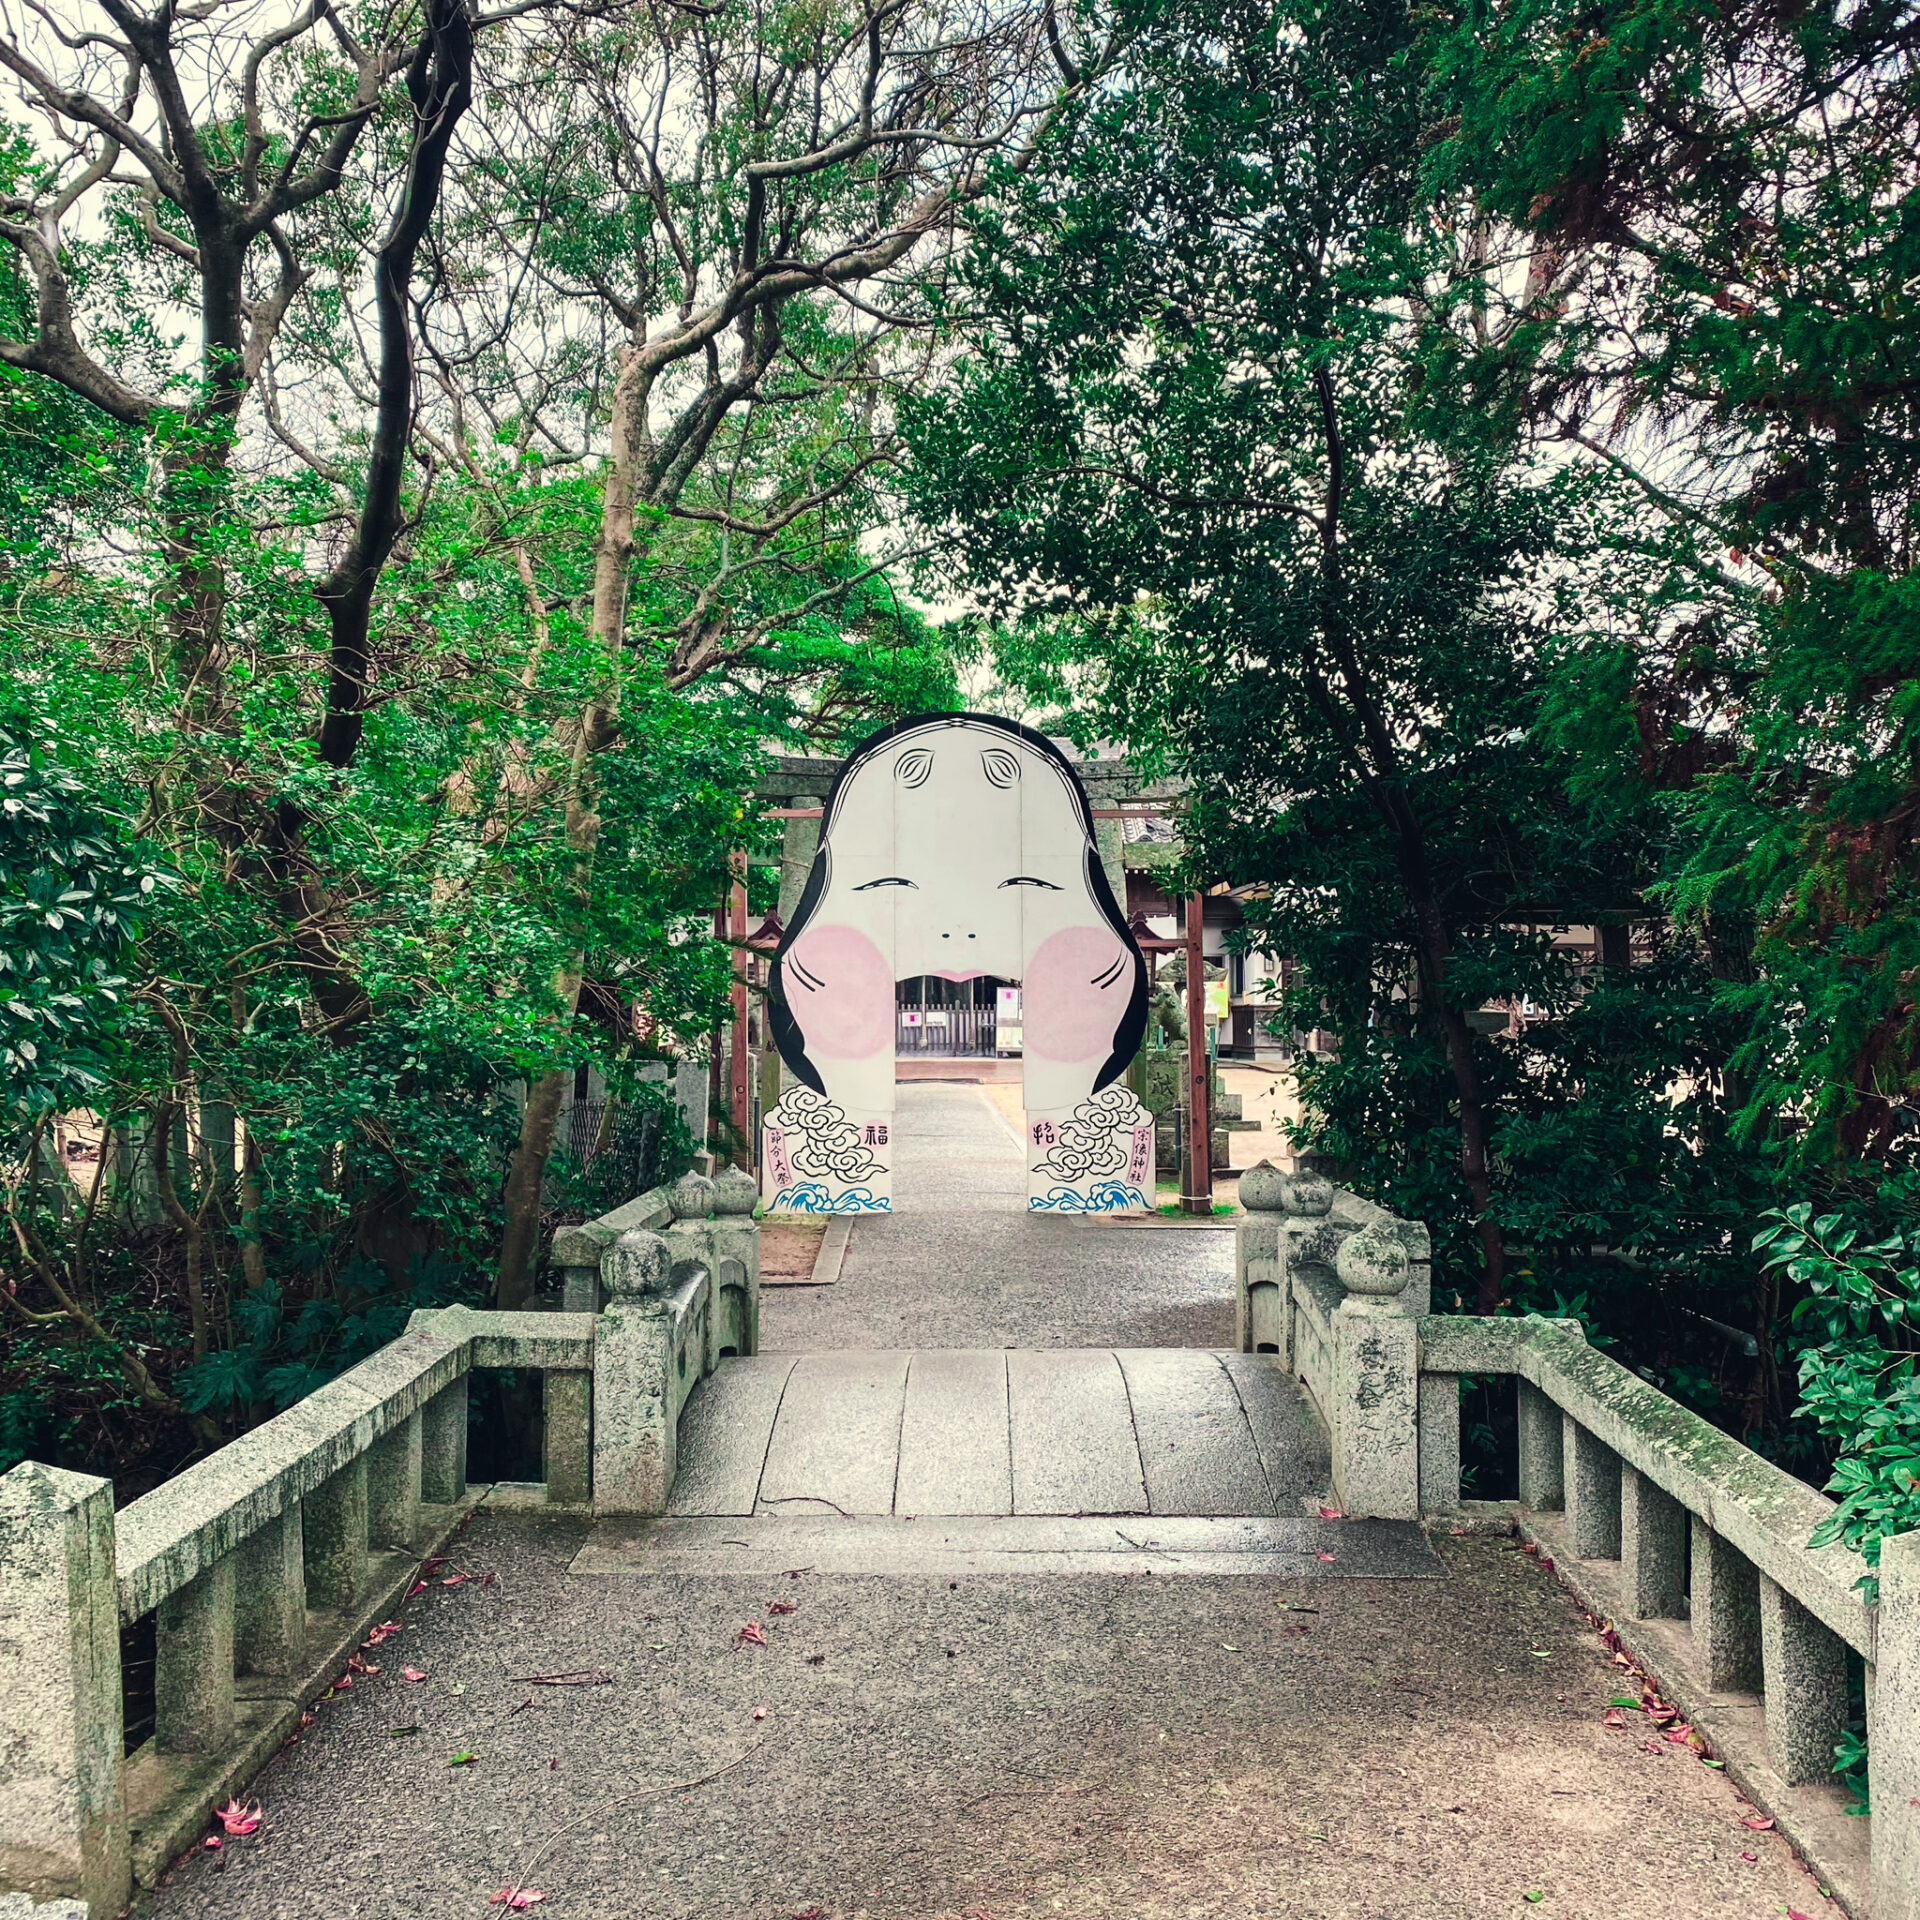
[{"x1": 761, "y1": 714, "x2": 1154, "y2": 1214}]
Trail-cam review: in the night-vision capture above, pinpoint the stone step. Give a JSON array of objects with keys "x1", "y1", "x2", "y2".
[{"x1": 569, "y1": 1512, "x2": 1444, "y2": 1579}]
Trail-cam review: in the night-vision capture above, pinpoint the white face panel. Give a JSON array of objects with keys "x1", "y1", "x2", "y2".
[
  {"x1": 776, "y1": 717, "x2": 1140, "y2": 1126},
  {"x1": 820, "y1": 727, "x2": 1093, "y2": 986}
]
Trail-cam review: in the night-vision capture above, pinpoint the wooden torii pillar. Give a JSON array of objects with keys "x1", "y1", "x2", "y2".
[
  {"x1": 728, "y1": 853, "x2": 750, "y2": 1168},
  {"x1": 1181, "y1": 889, "x2": 1212, "y2": 1215}
]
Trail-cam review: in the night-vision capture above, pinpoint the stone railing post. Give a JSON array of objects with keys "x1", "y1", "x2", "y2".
[
  {"x1": 708, "y1": 1165, "x2": 762, "y2": 1358},
  {"x1": 1758, "y1": 1571, "x2": 1850, "y2": 1787},
  {"x1": 303, "y1": 1454, "x2": 368, "y2": 1612},
  {"x1": 1621, "y1": 1465, "x2": 1686, "y2": 1618},
  {"x1": 543, "y1": 1372, "x2": 593, "y2": 1506},
  {"x1": 550, "y1": 1224, "x2": 605, "y2": 1314},
  {"x1": 1689, "y1": 1520, "x2": 1761, "y2": 1691},
  {"x1": 1417, "y1": 1369, "x2": 1462, "y2": 1518},
  {"x1": 367, "y1": 1408, "x2": 422, "y2": 1550},
  {"x1": 1233, "y1": 1162, "x2": 1289, "y2": 1353},
  {"x1": 1328, "y1": 1222, "x2": 1419, "y2": 1520},
  {"x1": 1516, "y1": 1380, "x2": 1565, "y2": 1510},
  {"x1": 592, "y1": 1227, "x2": 676, "y2": 1514},
  {"x1": 234, "y1": 1502, "x2": 306, "y2": 1678},
  {"x1": 1564, "y1": 1418, "x2": 1622, "y2": 1559},
  {"x1": 154, "y1": 1558, "x2": 235, "y2": 1754},
  {"x1": 0, "y1": 1462, "x2": 130, "y2": 1916},
  {"x1": 1872, "y1": 1525, "x2": 1920, "y2": 1918},
  {"x1": 420, "y1": 1375, "x2": 469, "y2": 1507}
]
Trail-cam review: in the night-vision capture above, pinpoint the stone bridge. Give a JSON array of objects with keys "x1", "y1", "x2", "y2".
[{"x1": 3, "y1": 1082, "x2": 1917, "y2": 1920}]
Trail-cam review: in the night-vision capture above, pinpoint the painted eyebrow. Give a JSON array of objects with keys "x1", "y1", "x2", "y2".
[
  {"x1": 998, "y1": 876, "x2": 1062, "y2": 889},
  {"x1": 852, "y1": 876, "x2": 918, "y2": 890}
]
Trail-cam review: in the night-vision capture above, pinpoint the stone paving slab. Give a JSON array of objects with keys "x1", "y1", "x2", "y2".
[
  {"x1": 667, "y1": 1356, "x2": 796, "y2": 1518},
  {"x1": 757, "y1": 1352, "x2": 910, "y2": 1517},
  {"x1": 1117, "y1": 1349, "x2": 1278, "y2": 1517},
  {"x1": 894, "y1": 1350, "x2": 1013, "y2": 1516},
  {"x1": 136, "y1": 1512, "x2": 1832, "y2": 1920},
  {"x1": 567, "y1": 1513, "x2": 1444, "y2": 1579},
  {"x1": 1221, "y1": 1348, "x2": 1331, "y2": 1494},
  {"x1": 670, "y1": 1348, "x2": 1327, "y2": 1521},
  {"x1": 1006, "y1": 1349, "x2": 1147, "y2": 1516}
]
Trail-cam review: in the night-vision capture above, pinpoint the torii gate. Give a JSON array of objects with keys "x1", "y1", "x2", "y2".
[{"x1": 754, "y1": 714, "x2": 1168, "y2": 1214}]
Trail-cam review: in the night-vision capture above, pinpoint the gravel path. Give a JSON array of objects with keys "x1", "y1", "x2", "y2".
[
  {"x1": 761, "y1": 1082, "x2": 1237, "y2": 1352},
  {"x1": 140, "y1": 1519, "x2": 1825, "y2": 1920}
]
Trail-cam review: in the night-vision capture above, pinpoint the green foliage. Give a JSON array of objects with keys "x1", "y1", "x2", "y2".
[
  {"x1": 1415, "y1": 0, "x2": 1920, "y2": 1590},
  {"x1": 173, "y1": 1256, "x2": 481, "y2": 1416},
  {"x1": 540, "y1": 1074, "x2": 697, "y2": 1218},
  {"x1": 0, "y1": 357, "x2": 944, "y2": 1481},
  {"x1": 0, "y1": 710, "x2": 169, "y2": 1130},
  {"x1": 905, "y1": 0, "x2": 1765, "y2": 1365},
  {"x1": 1757, "y1": 1190, "x2": 1920, "y2": 1594},
  {"x1": 902, "y1": 0, "x2": 1912, "y2": 1537}
]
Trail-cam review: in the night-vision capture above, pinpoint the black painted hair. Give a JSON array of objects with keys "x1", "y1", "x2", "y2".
[{"x1": 768, "y1": 712, "x2": 1150, "y2": 1097}]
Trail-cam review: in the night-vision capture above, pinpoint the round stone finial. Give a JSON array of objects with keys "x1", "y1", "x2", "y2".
[
  {"x1": 1281, "y1": 1171, "x2": 1334, "y2": 1217},
  {"x1": 1335, "y1": 1221, "x2": 1411, "y2": 1297},
  {"x1": 605, "y1": 1228, "x2": 669, "y2": 1297},
  {"x1": 710, "y1": 1166, "x2": 759, "y2": 1216},
  {"x1": 1237, "y1": 1161, "x2": 1288, "y2": 1212},
  {"x1": 671, "y1": 1171, "x2": 717, "y2": 1221}
]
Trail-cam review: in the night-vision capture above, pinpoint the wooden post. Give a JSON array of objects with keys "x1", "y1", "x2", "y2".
[
  {"x1": 728, "y1": 853, "x2": 750, "y2": 1170},
  {"x1": 1182, "y1": 890, "x2": 1212, "y2": 1215}
]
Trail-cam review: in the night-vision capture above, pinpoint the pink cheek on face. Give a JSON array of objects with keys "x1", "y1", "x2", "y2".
[
  {"x1": 1024, "y1": 925, "x2": 1131, "y2": 1063},
  {"x1": 783, "y1": 923, "x2": 894, "y2": 1058}
]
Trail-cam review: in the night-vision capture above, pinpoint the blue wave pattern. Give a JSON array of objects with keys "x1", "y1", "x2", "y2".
[
  {"x1": 1028, "y1": 1182, "x2": 1146, "y2": 1213},
  {"x1": 769, "y1": 1184, "x2": 891, "y2": 1214}
]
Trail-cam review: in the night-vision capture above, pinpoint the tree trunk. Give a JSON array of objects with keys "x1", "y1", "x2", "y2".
[
  {"x1": 237, "y1": 1130, "x2": 267, "y2": 1291},
  {"x1": 495, "y1": 1068, "x2": 569, "y2": 1309},
  {"x1": 1394, "y1": 837, "x2": 1507, "y2": 1313},
  {"x1": 491, "y1": 342, "x2": 644, "y2": 1305}
]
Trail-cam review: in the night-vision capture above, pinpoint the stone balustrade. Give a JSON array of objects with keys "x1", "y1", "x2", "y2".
[
  {"x1": 1234, "y1": 1160, "x2": 1430, "y2": 1520},
  {"x1": 1235, "y1": 1162, "x2": 1920, "y2": 1920},
  {"x1": 0, "y1": 1165, "x2": 762, "y2": 1917},
  {"x1": 585, "y1": 1168, "x2": 762, "y2": 1514}
]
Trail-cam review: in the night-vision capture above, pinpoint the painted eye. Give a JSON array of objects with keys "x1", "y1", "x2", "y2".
[
  {"x1": 853, "y1": 876, "x2": 918, "y2": 890},
  {"x1": 999, "y1": 876, "x2": 1063, "y2": 889}
]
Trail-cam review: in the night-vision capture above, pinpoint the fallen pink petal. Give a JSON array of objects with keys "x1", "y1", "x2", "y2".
[
  {"x1": 214, "y1": 1797, "x2": 261, "y2": 1836},
  {"x1": 488, "y1": 1889, "x2": 546, "y2": 1908},
  {"x1": 402, "y1": 1666, "x2": 428, "y2": 1682}
]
